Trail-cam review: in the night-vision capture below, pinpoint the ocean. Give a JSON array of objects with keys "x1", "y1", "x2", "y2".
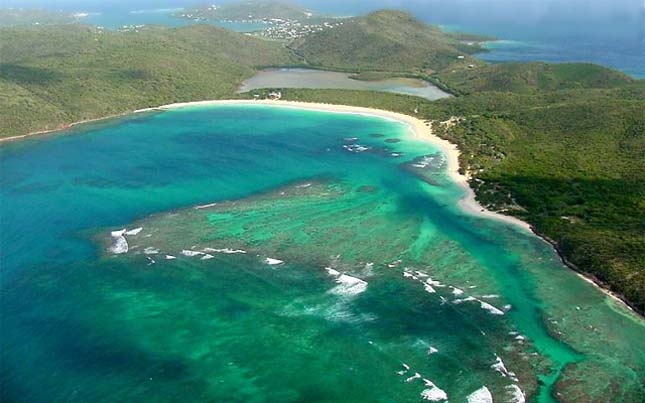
[
  {"x1": 1, "y1": 105, "x2": 643, "y2": 402},
  {"x1": 4, "y1": 0, "x2": 644, "y2": 77}
]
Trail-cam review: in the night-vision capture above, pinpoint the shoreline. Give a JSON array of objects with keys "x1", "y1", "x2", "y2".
[
  {"x1": 2, "y1": 98, "x2": 638, "y2": 315},
  {"x1": 138, "y1": 99, "x2": 534, "y2": 232}
]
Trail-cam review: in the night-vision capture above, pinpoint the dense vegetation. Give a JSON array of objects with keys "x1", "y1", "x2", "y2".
[
  {"x1": 242, "y1": 85, "x2": 644, "y2": 313},
  {"x1": 290, "y1": 10, "x2": 484, "y2": 73},
  {"x1": 0, "y1": 8, "x2": 76, "y2": 27},
  {"x1": 437, "y1": 62, "x2": 634, "y2": 94},
  {"x1": 0, "y1": 24, "x2": 293, "y2": 137},
  {"x1": 0, "y1": 6, "x2": 643, "y2": 313}
]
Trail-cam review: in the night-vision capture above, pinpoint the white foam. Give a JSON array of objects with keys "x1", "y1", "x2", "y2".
[
  {"x1": 201, "y1": 254, "x2": 215, "y2": 260},
  {"x1": 453, "y1": 296, "x2": 504, "y2": 315},
  {"x1": 426, "y1": 277, "x2": 445, "y2": 287},
  {"x1": 479, "y1": 294, "x2": 499, "y2": 299},
  {"x1": 453, "y1": 296, "x2": 477, "y2": 304},
  {"x1": 402, "y1": 363, "x2": 411, "y2": 371},
  {"x1": 325, "y1": 267, "x2": 341, "y2": 276},
  {"x1": 330, "y1": 274, "x2": 367, "y2": 296},
  {"x1": 414, "y1": 271, "x2": 428, "y2": 277},
  {"x1": 265, "y1": 258, "x2": 284, "y2": 265},
  {"x1": 195, "y1": 202, "x2": 218, "y2": 209},
  {"x1": 146, "y1": 256, "x2": 155, "y2": 266},
  {"x1": 125, "y1": 227, "x2": 143, "y2": 236},
  {"x1": 466, "y1": 386, "x2": 493, "y2": 403},
  {"x1": 424, "y1": 284, "x2": 436, "y2": 294},
  {"x1": 505, "y1": 384, "x2": 526, "y2": 403},
  {"x1": 405, "y1": 373, "x2": 421, "y2": 383},
  {"x1": 491, "y1": 355, "x2": 516, "y2": 381},
  {"x1": 428, "y1": 346, "x2": 438, "y2": 355},
  {"x1": 480, "y1": 301, "x2": 505, "y2": 315},
  {"x1": 109, "y1": 231, "x2": 128, "y2": 254},
  {"x1": 420, "y1": 379, "x2": 448, "y2": 401},
  {"x1": 203, "y1": 247, "x2": 247, "y2": 254},
  {"x1": 181, "y1": 250, "x2": 204, "y2": 257},
  {"x1": 111, "y1": 229, "x2": 126, "y2": 237},
  {"x1": 451, "y1": 287, "x2": 464, "y2": 296},
  {"x1": 143, "y1": 247, "x2": 159, "y2": 255},
  {"x1": 165, "y1": 255, "x2": 176, "y2": 260}
]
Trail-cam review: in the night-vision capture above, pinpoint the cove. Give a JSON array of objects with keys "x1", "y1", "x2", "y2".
[{"x1": 1, "y1": 104, "x2": 643, "y2": 402}]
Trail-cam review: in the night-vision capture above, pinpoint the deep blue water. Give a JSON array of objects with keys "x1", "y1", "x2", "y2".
[{"x1": 7, "y1": 0, "x2": 642, "y2": 77}]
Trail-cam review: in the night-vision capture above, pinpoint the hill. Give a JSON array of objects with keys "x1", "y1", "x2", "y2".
[
  {"x1": 290, "y1": 10, "x2": 484, "y2": 73},
  {"x1": 437, "y1": 62, "x2": 634, "y2": 94},
  {"x1": 0, "y1": 24, "x2": 292, "y2": 138},
  {"x1": 244, "y1": 81, "x2": 645, "y2": 314},
  {"x1": 0, "y1": 8, "x2": 77, "y2": 27}
]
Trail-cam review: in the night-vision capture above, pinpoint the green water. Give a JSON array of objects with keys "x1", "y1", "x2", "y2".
[{"x1": 1, "y1": 105, "x2": 643, "y2": 402}]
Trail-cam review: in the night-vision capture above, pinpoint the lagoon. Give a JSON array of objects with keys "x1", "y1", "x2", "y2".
[
  {"x1": 0, "y1": 104, "x2": 642, "y2": 402},
  {"x1": 238, "y1": 68, "x2": 451, "y2": 101}
]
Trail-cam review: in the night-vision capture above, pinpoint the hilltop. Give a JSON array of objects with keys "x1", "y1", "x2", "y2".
[
  {"x1": 290, "y1": 10, "x2": 484, "y2": 73},
  {"x1": 437, "y1": 62, "x2": 634, "y2": 94},
  {"x1": 0, "y1": 24, "x2": 293, "y2": 137}
]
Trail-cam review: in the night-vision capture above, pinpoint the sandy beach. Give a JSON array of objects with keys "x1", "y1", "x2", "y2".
[
  {"x1": 139, "y1": 99, "x2": 534, "y2": 232},
  {"x1": 2, "y1": 98, "x2": 637, "y2": 313},
  {"x1": 1, "y1": 98, "x2": 532, "y2": 232}
]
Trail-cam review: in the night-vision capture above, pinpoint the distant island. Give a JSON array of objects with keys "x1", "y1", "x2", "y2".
[{"x1": 0, "y1": 1, "x2": 642, "y2": 320}]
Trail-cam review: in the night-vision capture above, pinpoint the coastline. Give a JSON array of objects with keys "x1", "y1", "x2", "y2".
[
  {"x1": 137, "y1": 99, "x2": 534, "y2": 233},
  {"x1": 2, "y1": 98, "x2": 638, "y2": 315}
]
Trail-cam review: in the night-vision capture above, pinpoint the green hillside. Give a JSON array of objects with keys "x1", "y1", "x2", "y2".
[
  {"x1": 437, "y1": 62, "x2": 634, "y2": 94},
  {"x1": 0, "y1": 8, "x2": 76, "y2": 27},
  {"x1": 243, "y1": 84, "x2": 645, "y2": 314},
  {"x1": 0, "y1": 24, "x2": 292, "y2": 137},
  {"x1": 290, "y1": 10, "x2": 484, "y2": 73}
]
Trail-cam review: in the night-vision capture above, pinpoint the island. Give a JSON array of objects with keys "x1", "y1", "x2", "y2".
[{"x1": 0, "y1": 2, "x2": 643, "y2": 402}]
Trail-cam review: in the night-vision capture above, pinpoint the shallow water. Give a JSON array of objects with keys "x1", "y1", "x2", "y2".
[
  {"x1": 1, "y1": 105, "x2": 643, "y2": 402},
  {"x1": 238, "y1": 68, "x2": 451, "y2": 101}
]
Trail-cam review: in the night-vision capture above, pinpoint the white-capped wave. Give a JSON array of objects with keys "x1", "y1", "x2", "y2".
[
  {"x1": 201, "y1": 254, "x2": 215, "y2": 260},
  {"x1": 181, "y1": 250, "x2": 204, "y2": 257},
  {"x1": 165, "y1": 255, "x2": 176, "y2": 260},
  {"x1": 466, "y1": 386, "x2": 493, "y2": 403},
  {"x1": 265, "y1": 257, "x2": 284, "y2": 265},
  {"x1": 491, "y1": 355, "x2": 518, "y2": 381},
  {"x1": 505, "y1": 384, "x2": 526, "y2": 403},
  {"x1": 111, "y1": 229, "x2": 126, "y2": 237},
  {"x1": 143, "y1": 247, "x2": 159, "y2": 255},
  {"x1": 125, "y1": 227, "x2": 143, "y2": 236},
  {"x1": 109, "y1": 230, "x2": 128, "y2": 254},
  {"x1": 325, "y1": 267, "x2": 341, "y2": 276},
  {"x1": 203, "y1": 247, "x2": 247, "y2": 254},
  {"x1": 330, "y1": 274, "x2": 368, "y2": 296},
  {"x1": 420, "y1": 379, "x2": 448, "y2": 401}
]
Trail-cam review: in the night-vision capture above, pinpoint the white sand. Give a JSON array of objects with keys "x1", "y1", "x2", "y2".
[{"x1": 138, "y1": 99, "x2": 533, "y2": 232}]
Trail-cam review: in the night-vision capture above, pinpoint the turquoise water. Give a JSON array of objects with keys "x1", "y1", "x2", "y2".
[
  {"x1": 1, "y1": 105, "x2": 643, "y2": 402},
  {"x1": 81, "y1": 8, "x2": 269, "y2": 32}
]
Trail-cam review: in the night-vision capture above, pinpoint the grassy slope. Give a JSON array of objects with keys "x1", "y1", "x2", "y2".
[
  {"x1": 0, "y1": 24, "x2": 292, "y2": 137},
  {"x1": 290, "y1": 10, "x2": 483, "y2": 73},
  {"x1": 242, "y1": 85, "x2": 644, "y2": 313},
  {"x1": 437, "y1": 62, "x2": 634, "y2": 94},
  {"x1": 0, "y1": 8, "x2": 75, "y2": 27}
]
